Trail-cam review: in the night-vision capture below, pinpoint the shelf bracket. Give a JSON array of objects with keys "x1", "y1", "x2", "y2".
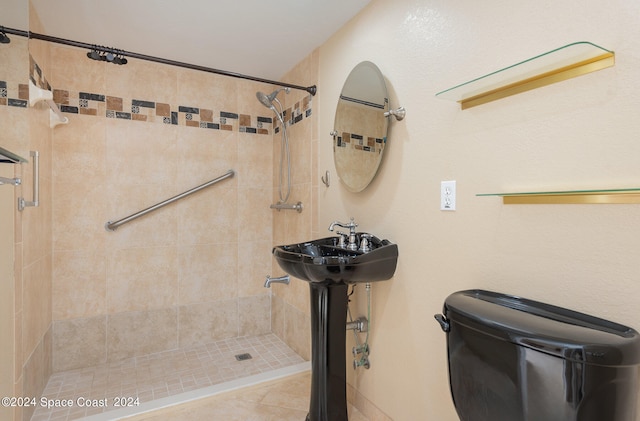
[{"x1": 29, "y1": 80, "x2": 69, "y2": 128}]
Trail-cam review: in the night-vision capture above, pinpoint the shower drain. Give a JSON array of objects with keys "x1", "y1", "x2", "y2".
[{"x1": 235, "y1": 353, "x2": 252, "y2": 361}]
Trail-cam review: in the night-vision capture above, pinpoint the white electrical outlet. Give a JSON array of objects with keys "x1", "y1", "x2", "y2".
[{"x1": 441, "y1": 180, "x2": 456, "y2": 211}]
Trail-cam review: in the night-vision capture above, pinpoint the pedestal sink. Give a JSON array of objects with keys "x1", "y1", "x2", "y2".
[{"x1": 273, "y1": 233, "x2": 398, "y2": 421}]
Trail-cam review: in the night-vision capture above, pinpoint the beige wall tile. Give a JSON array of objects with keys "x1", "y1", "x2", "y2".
[
  {"x1": 105, "y1": 183, "x2": 178, "y2": 249},
  {"x1": 22, "y1": 256, "x2": 51, "y2": 360},
  {"x1": 106, "y1": 58, "x2": 179, "y2": 106},
  {"x1": 53, "y1": 316, "x2": 106, "y2": 371},
  {"x1": 177, "y1": 70, "x2": 238, "y2": 116},
  {"x1": 238, "y1": 187, "x2": 272, "y2": 243},
  {"x1": 270, "y1": 295, "x2": 285, "y2": 341},
  {"x1": 107, "y1": 246, "x2": 178, "y2": 313},
  {"x1": 49, "y1": 44, "x2": 106, "y2": 93},
  {"x1": 176, "y1": 187, "x2": 238, "y2": 246},
  {"x1": 176, "y1": 128, "x2": 238, "y2": 192},
  {"x1": 52, "y1": 181, "x2": 108, "y2": 252},
  {"x1": 237, "y1": 239, "x2": 272, "y2": 298},
  {"x1": 178, "y1": 244, "x2": 238, "y2": 305},
  {"x1": 105, "y1": 120, "x2": 178, "y2": 187},
  {"x1": 283, "y1": 303, "x2": 311, "y2": 361},
  {"x1": 237, "y1": 132, "x2": 273, "y2": 189},
  {"x1": 52, "y1": 250, "x2": 106, "y2": 320},
  {"x1": 108, "y1": 308, "x2": 177, "y2": 361},
  {"x1": 178, "y1": 300, "x2": 238, "y2": 348},
  {"x1": 238, "y1": 295, "x2": 271, "y2": 337},
  {"x1": 52, "y1": 114, "x2": 106, "y2": 184}
]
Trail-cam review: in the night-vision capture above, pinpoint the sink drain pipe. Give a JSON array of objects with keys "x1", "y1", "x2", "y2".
[{"x1": 347, "y1": 282, "x2": 372, "y2": 369}]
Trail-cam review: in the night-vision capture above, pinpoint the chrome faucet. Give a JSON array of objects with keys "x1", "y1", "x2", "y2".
[
  {"x1": 264, "y1": 274, "x2": 290, "y2": 288},
  {"x1": 328, "y1": 218, "x2": 358, "y2": 250}
]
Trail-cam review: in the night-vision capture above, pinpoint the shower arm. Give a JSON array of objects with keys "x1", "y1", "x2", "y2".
[{"x1": 1, "y1": 26, "x2": 317, "y2": 97}]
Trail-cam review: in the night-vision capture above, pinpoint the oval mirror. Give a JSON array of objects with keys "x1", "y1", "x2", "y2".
[{"x1": 332, "y1": 61, "x2": 389, "y2": 192}]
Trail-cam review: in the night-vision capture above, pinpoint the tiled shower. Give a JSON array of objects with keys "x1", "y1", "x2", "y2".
[{"x1": 3, "y1": 6, "x2": 318, "y2": 420}]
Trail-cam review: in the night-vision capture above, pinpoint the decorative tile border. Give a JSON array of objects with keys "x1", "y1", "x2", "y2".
[
  {"x1": 0, "y1": 80, "x2": 28, "y2": 108},
  {"x1": 0, "y1": 54, "x2": 314, "y2": 135},
  {"x1": 335, "y1": 131, "x2": 384, "y2": 153}
]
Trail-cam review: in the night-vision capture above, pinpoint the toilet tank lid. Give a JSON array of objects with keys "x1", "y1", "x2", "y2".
[{"x1": 443, "y1": 290, "x2": 640, "y2": 366}]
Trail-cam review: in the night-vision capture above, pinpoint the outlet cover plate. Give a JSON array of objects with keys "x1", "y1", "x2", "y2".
[{"x1": 441, "y1": 180, "x2": 456, "y2": 211}]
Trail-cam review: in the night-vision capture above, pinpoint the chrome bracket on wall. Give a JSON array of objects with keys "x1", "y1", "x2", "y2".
[
  {"x1": 384, "y1": 106, "x2": 406, "y2": 121},
  {"x1": 18, "y1": 151, "x2": 39, "y2": 211},
  {"x1": 0, "y1": 176, "x2": 21, "y2": 186}
]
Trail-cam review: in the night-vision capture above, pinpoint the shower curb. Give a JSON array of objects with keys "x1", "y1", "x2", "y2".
[{"x1": 79, "y1": 361, "x2": 311, "y2": 420}]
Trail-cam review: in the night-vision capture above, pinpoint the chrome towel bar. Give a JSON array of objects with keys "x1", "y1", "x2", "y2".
[
  {"x1": 105, "y1": 169, "x2": 235, "y2": 231},
  {"x1": 18, "y1": 151, "x2": 39, "y2": 211}
]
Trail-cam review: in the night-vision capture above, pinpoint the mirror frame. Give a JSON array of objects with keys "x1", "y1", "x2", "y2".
[{"x1": 332, "y1": 61, "x2": 389, "y2": 193}]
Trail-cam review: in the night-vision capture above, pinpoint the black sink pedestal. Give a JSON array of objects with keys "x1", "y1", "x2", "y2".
[{"x1": 306, "y1": 281, "x2": 349, "y2": 421}]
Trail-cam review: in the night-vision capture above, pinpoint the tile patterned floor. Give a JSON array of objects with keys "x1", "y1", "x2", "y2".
[
  {"x1": 31, "y1": 334, "x2": 305, "y2": 421},
  {"x1": 124, "y1": 371, "x2": 370, "y2": 421}
]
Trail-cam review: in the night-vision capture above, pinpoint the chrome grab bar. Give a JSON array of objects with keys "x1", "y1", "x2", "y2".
[
  {"x1": 18, "y1": 151, "x2": 39, "y2": 211},
  {"x1": 105, "y1": 169, "x2": 235, "y2": 231}
]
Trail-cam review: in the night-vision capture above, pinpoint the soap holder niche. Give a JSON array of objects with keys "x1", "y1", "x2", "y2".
[{"x1": 28, "y1": 80, "x2": 69, "y2": 128}]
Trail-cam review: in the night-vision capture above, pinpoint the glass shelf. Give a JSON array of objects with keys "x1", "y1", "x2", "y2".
[
  {"x1": 0, "y1": 146, "x2": 28, "y2": 164},
  {"x1": 477, "y1": 188, "x2": 640, "y2": 204},
  {"x1": 436, "y1": 42, "x2": 615, "y2": 110}
]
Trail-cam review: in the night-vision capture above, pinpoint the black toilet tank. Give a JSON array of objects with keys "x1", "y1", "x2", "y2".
[{"x1": 435, "y1": 290, "x2": 640, "y2": 421}]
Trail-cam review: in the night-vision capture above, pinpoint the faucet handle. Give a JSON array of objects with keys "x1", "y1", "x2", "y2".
[
  {"x1": 335, "y1": 231, "x2": 348, "y2": 248},
  {"x1": 359, "y1": 233, "x2": 372, "y2": 252}
]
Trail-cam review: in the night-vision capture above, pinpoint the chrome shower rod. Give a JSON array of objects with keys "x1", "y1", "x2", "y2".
[
  {"x1": 105, "y1": 169, "x2": 235, "y2": 231},
  {"x1": 1, "y1": 26, "x2": 317, "y2": 96}
]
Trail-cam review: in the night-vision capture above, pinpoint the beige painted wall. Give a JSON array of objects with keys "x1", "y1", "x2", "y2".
[{"x1": 317, "y1": 0, "x2": 640, "y2": 420}]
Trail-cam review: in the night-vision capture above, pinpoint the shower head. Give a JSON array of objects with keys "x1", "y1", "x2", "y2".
[
  {"x1": 256, "y1": 88, "x2": 289, "y2": 125},
  {"x1": 256, "y1": 87, "x2": 289, "y2": 109},
  {"x1": 256, "y1": 91, "x2": 276, "y2": 109}
]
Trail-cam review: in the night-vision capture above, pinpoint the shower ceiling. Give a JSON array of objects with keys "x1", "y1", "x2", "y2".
[{"x1": 29, "y1": 0, "x2": 371, "y2": 81}]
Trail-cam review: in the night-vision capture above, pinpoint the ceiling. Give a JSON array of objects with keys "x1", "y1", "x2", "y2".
[{"x1": 28, "y1": 0, "x2": 371, "y2": 81}]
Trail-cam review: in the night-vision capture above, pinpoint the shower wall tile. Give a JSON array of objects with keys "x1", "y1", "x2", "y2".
[
  {"x1": 106, "y1": 119, "x2": 178, "y2": 186},
  {"x1": 105, "y1": 56, "x2": 179, "y2": 106},
  {"x1": 107, "y1": 246, "x2": 179, "y2": 313},
  {"x1": 238, "y1": 187, "x2": 273, "y2": 243},
  {"x1": 176, "y1": 70, "x2": 237, "y2": 121},
  {"x1": 107, "y1": 308, "x2": 178, "y2": 362},
  {"x1": 104, "y1": 183, "x2": 179, "y2": 249},
  {"x1": 178, "y1": 300, "x2": 239, "y2": 348},
  {"x1": 53, "y1": 250, "x2": 106, "y2": 320},
  {"x1": 53, "y1": 316, "x2": 106, "y2": 371},
  {"x1": 175, "y1": 126, "x2": 237, "y2": 191},
  {"x1": 238, "y1": 239, "x2": 273, "y2": 298},
  {"x1": 283, "y1": 302, "x2": 311, "y2": 361},
  {"x1": 52, "y1": 183, "x2": 108, "y2": 252},
  {"x1": 22, "y1": 326, "x2": 52, "y2": 421},
  {"x1": 271, "y1": 295, "x2": 286, "y2": 341},
  {"x1": 50, "y1": 44, "x2": 106, "y2": 94},
  {"x1": 22, "y1": 256, "x2": 52, "y2": 363},
  {"x1": 31, "y1": 42, "x2": 319, "y2": 371},
  {"x1": 178, "y1": 243, "x2": 238, "y2": 305},
  {"x1": 237, "y1": 132, "x2": 274, "y2": 189},
  {"x1": 239, "y1": 295, "x2": 271, "y2": 337},
  {"x1": 176, "y1": 186, "x2": 238, "y2": 246}
]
